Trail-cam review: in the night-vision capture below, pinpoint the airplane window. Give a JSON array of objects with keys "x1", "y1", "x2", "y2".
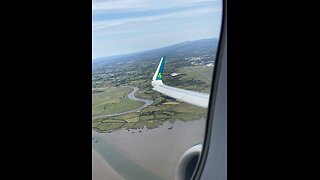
[{"x1": 92, "y1": 0, "x2": 223, "y2": 180}]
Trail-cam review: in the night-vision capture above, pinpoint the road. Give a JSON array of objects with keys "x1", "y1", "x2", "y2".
[{"x1": 92, "y1": 87, "x2": 153, "y2": 120}]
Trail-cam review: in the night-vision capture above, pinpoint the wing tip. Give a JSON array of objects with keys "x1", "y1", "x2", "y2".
[{"x1": 152, "y1": 56, "x2": 166, "y2": 83}]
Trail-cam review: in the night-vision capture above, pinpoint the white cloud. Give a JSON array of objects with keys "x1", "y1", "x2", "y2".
[
  {"x1": 92, "y1": 0, "x2": 222, "y2": 58},
  {"x1": 92, "y1": 0, "x2": 150, "y2": 11},
  {"x1": 92, "y1": 0, "x2": 220, "y2": 12},
  {"x1": 92, "y1": 6, "x2": 221, "y2": 31}
]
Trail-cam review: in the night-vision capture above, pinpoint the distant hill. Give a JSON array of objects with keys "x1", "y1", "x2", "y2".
[{"x1": 93, "y1": 38, "x2": 219, "y2": 69}]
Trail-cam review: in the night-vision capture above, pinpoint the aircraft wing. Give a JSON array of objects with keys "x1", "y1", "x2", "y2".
[{"x1": 151, "y1": 56, "x2": 210, "y2": 108}]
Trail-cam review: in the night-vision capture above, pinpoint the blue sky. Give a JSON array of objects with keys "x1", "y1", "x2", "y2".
[{"x1": 92, "y1": 0, "x2": 222, "y2": 60}]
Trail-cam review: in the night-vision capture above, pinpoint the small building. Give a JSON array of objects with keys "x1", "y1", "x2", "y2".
[
  {"x1": 206, "y1": 63, "x2": 214, "y2": 67},
  {"x1": 171, "y1": 73, "x2": 179, "y2": 77}
]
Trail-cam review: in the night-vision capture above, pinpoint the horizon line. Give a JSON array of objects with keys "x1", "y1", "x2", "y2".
[{"x1": 92, "y1": 37, "x2": 219, "y2": 61}]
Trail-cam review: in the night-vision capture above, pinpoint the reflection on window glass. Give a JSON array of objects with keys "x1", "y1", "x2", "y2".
[{"x1": 92, "y1": 0, "x2": 222, "y2": 180}]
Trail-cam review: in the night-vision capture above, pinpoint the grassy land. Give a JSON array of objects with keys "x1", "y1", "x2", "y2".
[
  {"x1": 168, "y1": 66, "x2": 214, "y2": 93},
  {"x1": 92, "y1": 98, "x2": 208, "y2": 133},
  {"x1": 177, "y1": 66, "x2": 213, "y2": 85},
  {"x1": 92, "y1": 58, "x2": 213, "y2": 133},
  {"x1": 92, "y1": 86, "x2": 144, "y2": 116}
]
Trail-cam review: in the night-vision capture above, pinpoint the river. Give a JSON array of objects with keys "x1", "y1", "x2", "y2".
[{"x1": 92, "y1": 87, "x2": 153, "y2": 120}]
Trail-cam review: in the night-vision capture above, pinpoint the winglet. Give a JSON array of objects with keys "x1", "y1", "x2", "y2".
[{"x1": 152, "y1": 56, "x2": 166, "y2": 86}]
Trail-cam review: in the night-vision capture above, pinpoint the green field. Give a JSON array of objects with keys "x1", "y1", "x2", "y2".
[
  {"x1": 92, "y1": 86, "x2": 144, "y2": 116},
  {"x1": 178, "y1": 66, "x2": 213, "y2": 84},
  {"x1": 92, "y1": 99, "x2": 207, "y2": 133},
  {"x1": 176, "y1": 66, "x2": 213, "y2": 93},
  {"x1": 92, "y1": 56, "x2": 214, "y2": 133}
]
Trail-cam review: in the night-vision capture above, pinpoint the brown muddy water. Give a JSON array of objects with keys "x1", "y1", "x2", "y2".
[{"x1": 92, "y1": 118, "x2": 206, "y2": 180}]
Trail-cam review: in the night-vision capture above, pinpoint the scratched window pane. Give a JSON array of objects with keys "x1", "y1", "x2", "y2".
[{"x1": 92, "y1": 1, "x2": 222, "y2": 180}]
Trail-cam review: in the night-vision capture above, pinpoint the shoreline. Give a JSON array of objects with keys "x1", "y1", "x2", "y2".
[{"x1": 92, "y1": 118, "x2": 206, "y2": 180}]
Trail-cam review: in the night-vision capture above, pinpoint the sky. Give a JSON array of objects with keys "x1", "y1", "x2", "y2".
[{"x1": 92, "y1": 0, "x2": 222, "y2": 60}]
